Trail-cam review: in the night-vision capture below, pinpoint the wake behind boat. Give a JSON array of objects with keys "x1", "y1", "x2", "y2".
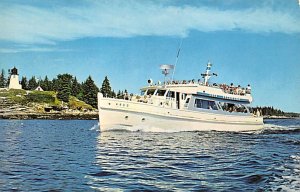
[{"x1": 98, "y1": 62, "x2": 263, "y2": 132}]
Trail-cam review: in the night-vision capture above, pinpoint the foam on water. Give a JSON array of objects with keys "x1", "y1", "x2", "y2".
[
  {"x1": 89, "y1": 123, "x2": 100, "y2": 131},
  {"x1": 270, "y1": 154, "x2": 300, "y2": 191},
  {"x1": 101, "y1": 124, "x2": 187, "y2": 133}
]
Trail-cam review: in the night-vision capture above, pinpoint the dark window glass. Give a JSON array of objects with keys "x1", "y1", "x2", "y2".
[
  {"x1": 147, "y1": 89, "x2": 155, "y2": 95},
  {"x1": 156, "y1": 89, "x2": 166, "y2": 96},
  {"x1": 195, "y1": 99, "x2": 217, "y2": 110},
  {"x1": 219, "y1": 102, "x2": 248, "y2": 113},
  {"x1": 167, "y1": 91, "x2": 175, "y2": 98}
]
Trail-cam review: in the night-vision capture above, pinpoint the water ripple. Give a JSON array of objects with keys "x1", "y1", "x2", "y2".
[{"x1": 0, "y1": 119, "x2": 299, "y2": 191}]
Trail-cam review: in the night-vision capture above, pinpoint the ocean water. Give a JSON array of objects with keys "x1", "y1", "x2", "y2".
[{"x1": 0, "y1": 119, "x2": 299, "y2": 191}]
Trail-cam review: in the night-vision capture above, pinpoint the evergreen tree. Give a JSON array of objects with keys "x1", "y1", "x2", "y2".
[
  {"x1": 28, "y1": 76, "x2": 38, "y2": 90},
  {"x1": 52, "y1": 78, "x2": 59, "y2": 91},
  {"x1": 0, "y1": 69, "x2": 6, "y2": 88},
  {"x1": 100, "y1": 76, "x2": 112, "y2": 97},
  {"x1": 6, "y1": 75, "x2": 10, "y2": 87},
  {"x1": 71, "y1": 77, "x2": 81, "y2": 97},
  {"x1": 76, "y1": 82, "x2": 84, "y2": 101},
  {"x1": 41, "y1": 76, "x2": 51, "y2": 91},
  {"x1": 21, "y1": 76, "x2": 28, "y2": 90},
  {"x1": 37, "y1": 77, "x2": 43, "y2": 88},
  {"x1": 252, "y1": 106, "x2": 286, "y2": 116},
  {"x1": 117, "y1": 90, "x2": 121, "y2": 99},
  {"x1": 111, "y1": 90, "x2": 116, "y2": 98},
  {"x1": 57, "y1": 74, "x2": 72, "y2": 103},
  {"x1": 82, "y1": 75, "x2": 99, "y2": 108}
]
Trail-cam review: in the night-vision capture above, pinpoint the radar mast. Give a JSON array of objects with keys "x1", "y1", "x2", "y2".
[
  {"x1": 201, "y1": 61, "x2": 217, "y2": 85},
  {"x1": 160, "y1": 64, "x2": 174, "y2": 85}
]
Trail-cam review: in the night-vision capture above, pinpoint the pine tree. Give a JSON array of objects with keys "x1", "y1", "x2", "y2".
[
  {"x1": 37, "y1": 78, "x2": 43, "y2": 88},
  {"x1": 82, "y1": 75, "x2": 99, "y2": 108},
  {"x1": 57, "y1": 74, "x2": 72, "y2": 103},
  {"x1": 111, "y1": 90, "x2": 116, "y2": 98},
  {"x1": 71, "y1": 77, "x2": 81, "y2": 97},
  {"x1": 41, "y1": 76, "x2": 51, "y2": 91},
  {"x1": 28, "y1": 76, "x2": 38, "y2": 90},
  {"x1": 52, "y1": 78, "x2": 59, "y2": 91},
  {"x1": 21, "y1": 76, "x2": 28, "y2": 90},
  {"x1": 100, "y1": 76, "x2": 112, "y2": 97},
  {"x1": 76, "y1": 82, "x2": 84, "y2": 101},
  {"x1": 0, "y1": 69, "x2": 6, "y2": 88},
  {"x1": 6, "y1": 75, "x2": 10, "y2": 87},
  {"x1": 117, "y1": 90, "x2": 121, "y2": 98}
]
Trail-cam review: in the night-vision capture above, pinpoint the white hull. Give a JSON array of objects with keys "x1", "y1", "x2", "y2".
[{"x1": 98, "y1": 94, "x2": 264, "y2": 132}]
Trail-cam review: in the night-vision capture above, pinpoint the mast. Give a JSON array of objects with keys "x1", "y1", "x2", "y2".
[{"x1": 201, "y1": 61, "x2": 217, "y2": 85}]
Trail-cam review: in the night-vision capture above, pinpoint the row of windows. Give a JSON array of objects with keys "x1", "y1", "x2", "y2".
[
  {"x1": 194, "y1": 99, "x2": 248, "y2": 113},
  {"x1": 194, "y1": 99, "x2": 218, "y2": 110}
]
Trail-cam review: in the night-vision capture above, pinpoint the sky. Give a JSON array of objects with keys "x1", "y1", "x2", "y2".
[{"x1": 0, "y1": 0, "x2": 299, "y2": 112}]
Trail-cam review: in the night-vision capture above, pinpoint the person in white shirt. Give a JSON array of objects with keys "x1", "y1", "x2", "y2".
[{"x1": 246, "y1": 84, "x2": 251, "y2": 94}]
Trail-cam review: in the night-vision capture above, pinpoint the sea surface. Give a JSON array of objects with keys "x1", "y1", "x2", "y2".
[{"x1": 0, "y1": 119, "x2": 299, "y2": 191}]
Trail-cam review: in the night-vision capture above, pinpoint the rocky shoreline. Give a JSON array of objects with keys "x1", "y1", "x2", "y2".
[
  {"x1": 263, "y1": 116, "x2": 296, "y2": 120},
  {"x1": 0, "y1": 112, "x2": 98, "y2": 120}
]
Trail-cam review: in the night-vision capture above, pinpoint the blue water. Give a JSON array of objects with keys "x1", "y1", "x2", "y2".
[{"x1": 0, "y1": 119, "x2": 299, "y2": 191}]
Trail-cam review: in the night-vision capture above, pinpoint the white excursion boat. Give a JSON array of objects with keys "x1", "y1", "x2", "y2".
[{"x1": 98, "y1": 62, "x2": 263, "y2": 132}]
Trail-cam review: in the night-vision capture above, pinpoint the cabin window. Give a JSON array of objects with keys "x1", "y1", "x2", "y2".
[
  {"x1": 141, "y1": 90, "x2": 146, "y2": 96},
  {"x1": 156, "y1": 89, "x2": 166, "y2": 96},
  {"x1": 166, "y1": 91, "x2": 175, "y2": 98},
  {"x1": 194, "y1": 99, "x2": 218, "y2": 110},
  {"x1": 147, "y1": 89, "x2": 155, "y2": 96},
  {"x1": 182, "y1": 93, "x2": 187, "y2": 100},
  {"x1": 184, "y1": 98, "x2": 190, "y2": 107},
  {"x1": 219, "y1": 102, "x2": 248, "y2": 113}
]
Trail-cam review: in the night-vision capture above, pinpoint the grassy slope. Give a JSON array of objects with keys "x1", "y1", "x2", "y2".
[{"x1": 0, "y1": 89, "x2": 93, "y2": 111}]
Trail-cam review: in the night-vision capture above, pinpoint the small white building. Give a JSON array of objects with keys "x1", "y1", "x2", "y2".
[
  {"x1": 8, "y1": 67, "x2": 22, "y2": 89},
  {"x1": 35, "y1": 86, "x2": 44, "y2": 91}
]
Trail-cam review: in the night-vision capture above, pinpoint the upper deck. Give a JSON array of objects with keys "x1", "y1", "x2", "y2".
[{"x1": 141, "y1": 81, "x2": 253, "y2": 104}]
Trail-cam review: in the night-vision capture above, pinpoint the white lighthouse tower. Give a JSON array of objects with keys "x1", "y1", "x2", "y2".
[{"x1": 8, "y1": 67, "x2": 22, "y2": 89}]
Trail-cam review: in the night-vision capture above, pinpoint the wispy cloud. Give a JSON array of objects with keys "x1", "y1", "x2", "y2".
[
  {"x1": 0, "y1": 47, "x2": 71, "y2": 53},
  {"x1": 0, "y1": 0, "x2": 299, "y2": 44}
]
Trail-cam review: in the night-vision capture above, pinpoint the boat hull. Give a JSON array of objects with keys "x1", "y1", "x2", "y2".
[
  {"x1": 98, "y1": 94, "x2": 264, "y2": 132},
  {"x1": 99, "y1": 108, "x2": 263, "y2": 132}
]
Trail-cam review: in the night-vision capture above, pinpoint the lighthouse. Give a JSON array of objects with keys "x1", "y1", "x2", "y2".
[{"x1": 8, "y1": 67, "x2": 22, "y2": 89}]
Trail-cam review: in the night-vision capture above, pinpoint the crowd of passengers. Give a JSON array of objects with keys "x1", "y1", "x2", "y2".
[{"x1": 161, "y1": 79, "x2": 251, "y2": 95}]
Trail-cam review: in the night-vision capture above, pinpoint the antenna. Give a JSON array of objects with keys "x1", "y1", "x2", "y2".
[
  {"x1": 160, "y1": 64, "x2": 174, "y2": 84},
  {"x1": 171, "y1": 39, "x2": 183, "y2": 81}
]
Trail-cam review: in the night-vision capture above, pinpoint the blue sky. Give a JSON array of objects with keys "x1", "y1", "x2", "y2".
[{"x1": 0, "y1": 0, "x2": 299, "y2": 112}]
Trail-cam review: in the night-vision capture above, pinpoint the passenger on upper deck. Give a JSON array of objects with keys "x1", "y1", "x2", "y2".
[
  {"x1": 246, "y1": 84, "x2": 251, "y2": 94},
  {"x1": 229, "y1": 83, "x2": 234, "y2": 94},
  {"x1": 235, "y1": 85, "x2": 241, "y2": 95}
]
